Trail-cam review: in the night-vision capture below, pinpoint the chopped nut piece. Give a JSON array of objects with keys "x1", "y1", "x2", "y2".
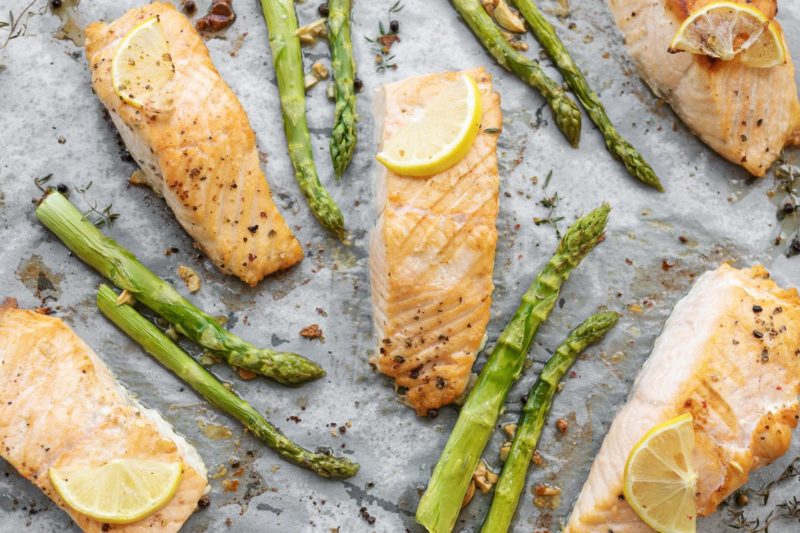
[
  {"x1": 178, "y1": 265, "x2": 201, "y2": 293},
  {"x1": 502, "y1": 423, "x2": 517, "y2": 438},
  {"x1": 300, "y1": 324, "x2": 323, "y2": 339},
  {"x1": 555, "y1": 417, "x2": 569, "y2": 433},
  {"x1": 493, "y1": 0, "x2": 526, "y2": 32},
  {"x1": 473, "y1": 459, "x2": 499, "y2": 493},
  {"x1": 196, "y1": 0, "x2": 236, "y2": 33},
  {"x1": 295, "y1": 18, "x2": 327, "y2": 46},
  {"x1": 534, "y1": 483, "x2": 562, "y2": 497},
  {"x1": 311, "y1": 61, "x2": 330, "y2": 79},
  {"x1": 461, "y1": 479, "x2": 477, "y2": 508},
  {"x1": 532, "y1": 450, "x2": 544, "y2": 466}
]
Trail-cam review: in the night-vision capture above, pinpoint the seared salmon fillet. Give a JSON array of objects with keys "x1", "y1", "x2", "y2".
[
  {"x1": 0, "y1": 307, "x2": 208, "y2": 532},
  {"x1": 85, "y1": 2, "x2": 303, "y2": 286},
  {"x1": 369, "y1": 68, "x2": 501, "y2": 416},
  {"x1": 608, "y1": 0, "x2": 800, "y2": 176},
  {"x1": 565, "y1": 264, "x2": 800, "y2": 532}
]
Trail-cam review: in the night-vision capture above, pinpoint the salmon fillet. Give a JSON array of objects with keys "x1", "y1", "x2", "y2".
[
  {"x1": 608, "y1": 0, "x2": 800, "y2": 176},
  {"x1": 0, "y1": 307, "x2": 208, "y2": 532},
  {"x1": 565, "y1": 264, "x2": 800, "y2": 532},
  {"x1": 85, "y1": 2, "x2": 303, "y2": 286},
  {"x1": 369, "y1": 69, "x2": 501, "y2": 416}
]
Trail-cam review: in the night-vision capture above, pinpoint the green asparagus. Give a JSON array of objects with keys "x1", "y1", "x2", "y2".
[
  {"x1": 327, "y1": 0, "x2": 357, "y2": 178},
  {"x1": 416, "y1": 204, "x2": 610, "y2": 533},
  {"x1": 35, "y1": 191, "x2": 324, "y2": 385},
  {"x1": 451, "y1": 0, "x2": 582, "y2": 147},
  {"x1": 259, "y1": 0, "x2": 346, "y2": 239},
  {"x1": 509, "y1": 0, "x2": 663, "y2": 191},
  {"x1": 97, "y1": 284, "x2": 359, "y2": 479},
  {"x1": 482, "y1": 311, "x2": 618, "y2": 533}
]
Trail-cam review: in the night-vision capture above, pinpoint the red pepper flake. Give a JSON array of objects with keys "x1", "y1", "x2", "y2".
[{"x1": 777, "y1": 386, "x2": 783, "y2": 391}]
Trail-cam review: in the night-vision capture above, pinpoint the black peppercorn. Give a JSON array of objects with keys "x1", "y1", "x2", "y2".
[
  {"x1": 354, "y1": 78, "x2": 364, "y2": 92},
  {"x1": 197, "y1": 495, "x2": 211, "y2": 508},
  {"x1": 318, "y1": 3, "x2": 329, "y2": 16},
  {"x1": 783, "y1": 202, "x2": 795, "y2": 214},
  {"x1": 56, "y1": 183, "x2": 69, "y2": 194},
  {"x1": 50, "y1": 0, "x2": 62, "y2": 8},
  {"x1": 789, "y1": 237, "x2": 800, "y2": 258},
  {"x1": 753, "y1": 330, "x2": 764, "y2": 339},
  {"x1": 752, "y1": 305, "x2": 763, "y2": 313},
  {"x1": 390, "y1": 20, "x2": 399, "y2": 32},
  {"x1": 427, "y1": 409, "x2": 439, "y2": 419}
]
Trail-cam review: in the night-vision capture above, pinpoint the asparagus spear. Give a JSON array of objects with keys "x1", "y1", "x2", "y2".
[
  {"x1": 35, "y1": 191, "x2": 324, "y2": 385},
  {"x1": 327, "y1": 0, "x2": 357, "y2": 178},
  {"x1": 482, "y1": 311, "x2": 618, "y2": 533},
  {"x1": 416, "y1": 203, "x2": 610, "y2": 533},
  {"x1": 97, "y1": 284, "x2": 359, "y2": 479},
  {"x1": 509, "y1": 0, "x2": 663, "y2": 192},
  {"x1": 451, "y1": 0, "x2": 582, "y2": 147},
  {"x1": 259, "y1": 0, "x2": 346, "y2": 239}
]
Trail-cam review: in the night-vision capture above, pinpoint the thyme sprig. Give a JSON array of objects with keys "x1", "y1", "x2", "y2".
[
  {"x1": 74, "y1": 181, "x2": 120, "y2": 228},
  {"x1": 364, "y1": 1, "x2": 403, "y2": 73},
  {"x1": 774, "y1": 163, "x2": 800, "y2": 257},
  {"x1": 725, "y1": 457, "x2": 800, "y2": 532},
  {"x1": 533, "y1": 170, "x2": 563, "y2": 237},
  {"x1": 1, "y1": 0, "x2": 44, "y2": 49}
]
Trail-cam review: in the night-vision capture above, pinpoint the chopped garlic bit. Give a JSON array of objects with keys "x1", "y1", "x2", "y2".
[
  {"x1": 473, "y1": 459, "x2": 499, "y2": 494},
  {"x1": 178, "y1": 264, "x2": 201, "y2": 293},
  {"x1": 296, "y1": 18, "x2": 327, "y2": 46},
  {"x1": 304, "y1": 61, "x2": 330, "y2": 91},
  {"x1": 502, "y1": 423, "x2": 517, "y2": 438},
  {"x1": 499, "y1": 441, "x2": 512, "y2": 462},
  {"x1": 483, "y1": 0, "x2": 526, "y2": 33}
]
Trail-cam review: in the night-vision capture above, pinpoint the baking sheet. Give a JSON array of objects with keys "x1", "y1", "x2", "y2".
[{"x1": 2, "y1": 0, "x2": 800, "y2": 531}]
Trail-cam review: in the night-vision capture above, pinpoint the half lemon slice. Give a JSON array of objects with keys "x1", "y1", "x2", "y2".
[
  {"x1": 739, "y1": 20, "x2": 787, "y2": 68},
  {"x1": 49, "y1": 459, "x2": 183, "y2": 524},
  {"x1": 376, "y1": 73, "x2": 482, "y2": 177},
  {"x1": 668, "y1": 1, "x2": 768, "y2": 61},
  {"x1": 112, "y1": 17, "x2": 175, "y2": 111},
  {"x1": 623, "y1": 413, "x2": 697, "y2": 533}
]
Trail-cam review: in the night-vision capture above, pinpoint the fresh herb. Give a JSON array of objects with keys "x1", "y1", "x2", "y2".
[
  {"x1": 1, "y1": 0, "x2": 44, "y2": 49},
  {"x1": 34, "y1": 173, "x2": 53, "y2": 192},
  {"x1": 364, "y1": 1, "x2": 403, "y2": 73},
  {"x1": 534, "y1": 173, "x2": 563, "y2": 237},
  {"x1": 72, "y1": 181, "x2": 120, "y2": 228},
  {"x1": 774, "y1": 163, "x2": 800, "y2": 257},
  {"x1": 725, "y1": 457, "x2": 800, "y2": 532}
]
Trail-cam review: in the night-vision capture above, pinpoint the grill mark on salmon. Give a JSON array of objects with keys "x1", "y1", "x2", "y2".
[
  {"x1": 85, "y1": 2, "x2": 303, "y2": 286},
  {"x1": 0, "y1": 307, "x2": 208, "y2": 533},
  {"x1": 608, "y1": 0, "x2": 800, "y2": 176},
  {"x1": 369, "y1": 68, "x2": 501, "y2": 416},
  {"x1": 565, "y1": 265, "x2": 800, "y2": 532}
]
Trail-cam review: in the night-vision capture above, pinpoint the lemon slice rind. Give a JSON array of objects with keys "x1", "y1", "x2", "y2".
[
  {"x1": 623, "y1": 413, "x2": 697, "y2": 533},
  {"x1": 739, "y1": 21, "x2": 787, "y2": 68},
  {"x1": 668, "y1": 2, "x2": 768, "y2": 61},
  {"x1": 376, "y1": 73, "x2": 483, "y2": 177},
  {"x1": 49, "y1": 459, "x2": 183, "y2": 524}
]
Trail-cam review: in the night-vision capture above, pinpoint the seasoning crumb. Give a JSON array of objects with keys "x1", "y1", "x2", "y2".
[
  {"x1": 181, "y1": 0, "x2": 196, "y2": 13},
  {"x1": 197, "y1": 495, "x2": 211, "y2": 509},
  {"x1": 555, "y1": 418, "x2": 569, "y2": 433},
  {"x1": 235, "y1": 367, "x2": 258, "y2": 381},
  {"x1": 300, "y1": 324, "x2": 323, "y2": 339},
  {"x1": 678, "y1": 235, "x2": 689, "y2": 244},
  {"x1": 178, "y1": 265, "x2": 201, "y2": 293},
  {"x1": 359, "y1": 506, "x2": 376, "y2": 525},
  {"x1": 473, "y1": 459, "x2": 499, "y2": 493}
]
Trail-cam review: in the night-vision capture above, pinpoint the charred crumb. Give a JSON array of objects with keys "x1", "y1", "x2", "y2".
[
  {"x1": 181, "y1": 0, "x2": 197, "y2": 14},
  {"x1": 359, "y1": 506, "x2": 376, "y2": 525},
  {"x1": 555, "y1": 418, "x2": 569, "y2": 433},
  {"x1": 197, "y1": 495, "x2": 211, "y2": 509},
  {"x1": 287, "y1": 415, "x2": 302, "y2": 424},
  {"x1": 318, "y1": 3, "x2": 329, "y2": 17},
  {"x1": 678, "y1": 235, "x2": 689, "y2": 244},
  {"x1": 300, "y1": 324, "x2": 323, "y2": 339},
  {"x1": 427, "y1": 409, "x2": 439, "y2": 419},
  {"x1": 196, "y1": 0, "x2": 236, "y2": 33}
]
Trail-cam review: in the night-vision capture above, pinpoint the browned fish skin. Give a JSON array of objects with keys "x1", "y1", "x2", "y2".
[
  {"x1": 0, "y1": 308, "x2": 208, "y2": 533},
  {"x1": 565, "y1": 265, "x2": 800, "y2": 532},
  {"x1": 85, "y1": 3, "x2": 303, "y2": 286},
  {"x1": 609, "y1": 0, "x2": 800, "y2": 176},
  {"x1": 370, "y1": 68, "x2": 502, "y2": 416}
]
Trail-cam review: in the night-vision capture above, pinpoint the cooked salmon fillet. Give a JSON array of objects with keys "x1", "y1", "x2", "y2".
[
  {"x1": 608, "y1": 0, "x2": 800, "y2": 176},
  {"x1": 565, "y1": 264, "x2": 800, "y2": 532},
  {"x1": 85, "y1": 2, "x2": 302, "y2": 286},
  {"x1": 0, "y1": 307, "x2": 208, "y2": 532},
  {"x1": 369, "y1": 69, "x2": 501, "y2": 416}
]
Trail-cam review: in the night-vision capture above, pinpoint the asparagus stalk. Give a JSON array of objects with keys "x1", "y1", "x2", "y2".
[
  {"x1": 327, "y1": 0, "x2": 357, "y2": 178},
  {"x1": 35, "y1": 191, "x2": 324, "y2": 385},
  {"x1": 482, "y1": 311, "x2": 618, "y2": 533},
  {"x1": 508, "y1": 0, "x2": 662, "y2": 191},
  {"x1": 259, "y1": 0, "x2": 346, "y2": 239},
  {"x1": 97, "y1": 284, "x2": 359, "y2": 479},
  {"x1": 416, "y1": 204, "x2": 610, "y2": 533},
  {"x1": 451, "y1": 0, "x2": 582, "y2": 147}
]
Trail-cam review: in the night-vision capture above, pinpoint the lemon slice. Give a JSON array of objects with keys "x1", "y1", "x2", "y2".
[
  {"x1": 376, "y1": 73, "x2": 482, "y2": 177},
  {"x1": 739, "y1": 21, "x2": 787, "y2": 68},
  {"x1": 49, "y1": 459, "x2": 183, "y2": 524},
  {"x1": 623, "y1": 413, "x2": 697, "y2": 533},
  {"x1": 668, "y1": 1, "x2": 768, "y2": 61},
  {"x1": 112, "y1": 17, "x2": 175, "y2": 111}
]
